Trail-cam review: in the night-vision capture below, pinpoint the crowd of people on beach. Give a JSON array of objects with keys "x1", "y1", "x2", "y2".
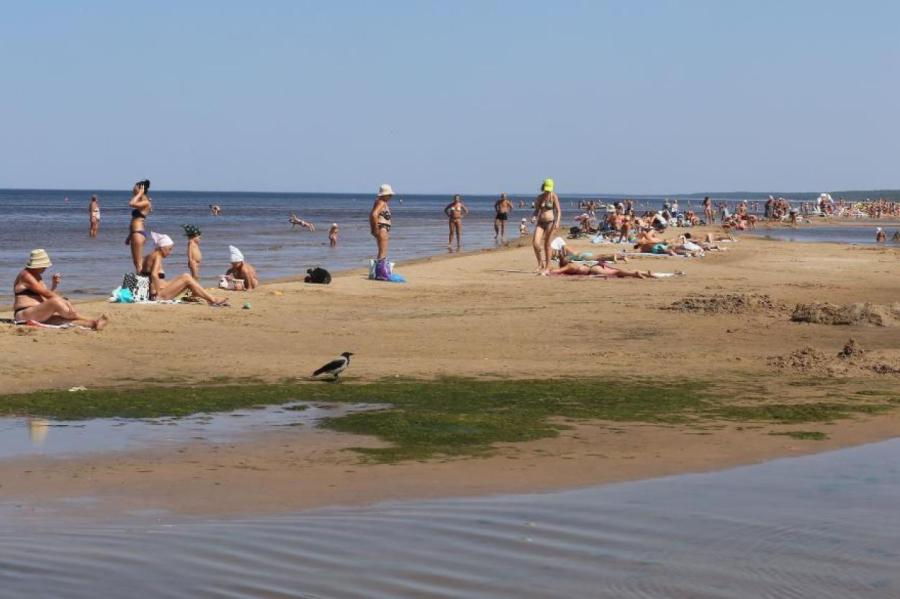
[{"x1": 9, "y1": 178, "x2": 900, "y2": 329}]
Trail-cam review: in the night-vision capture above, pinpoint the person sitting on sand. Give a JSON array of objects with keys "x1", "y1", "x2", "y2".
[
  {"x1": 290, "y1": 213, "x2": 316, "y2": 231},
  {"x1": 551, "y1": 253, "x2": 653, "y2": 279},
  {"x1": 224, "y1": 245, "x2": 259, "y2": 290},
  {"x1": 12, "y1": 249, "x2": 109, "y2": 329},
  {"x1": 328, "y1": 223, "x2": 339, "y2": 247},
  {"x1": 141, "y1": 233, "x2": 228, "y2": 305}
]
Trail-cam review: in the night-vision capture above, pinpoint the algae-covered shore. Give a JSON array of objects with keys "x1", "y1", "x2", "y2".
[{"x1": 0, "y1": 232, "x2": 898, "y2": 516}]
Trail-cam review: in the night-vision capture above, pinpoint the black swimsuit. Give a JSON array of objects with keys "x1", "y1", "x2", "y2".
[{"x1": 13, "y1": 287, "x2": 42, "y2": 320}]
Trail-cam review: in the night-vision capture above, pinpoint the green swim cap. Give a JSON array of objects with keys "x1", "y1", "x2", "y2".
[{"x1": 542, "y1": 178, "x2": 555, "y2": 192}]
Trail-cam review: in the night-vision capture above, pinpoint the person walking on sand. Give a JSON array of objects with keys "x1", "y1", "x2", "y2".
[
  {"x1": 703, "y1": 196, "x2": 714, "y2": 225},
  {"x1": 444, "y1": 194, "x2": 469, "y2": 251},
  {"x1": 140, "y1": 233, "x2": 228, "y2": 305},
  {"x1": 370, "y1": 184, "x2": 394, "y2": 263},
  {"x1": 328, "y1": 223, "x2": 339, "y2": 247},
  {"x1": 533, "y1": 178, "x2": 561, "y2": 274},
  {"x1": 88, "y1": 195, "x2": 100, "y2": 238},
  {"x1": 127, "y1": 180, "x2": 152, "y2": 272},
  {"x1": 12, "y1": 249, "x2": 109, "y2": 329},
  {"x1": 494, "y1": 193, "x2": 513, "y2": 242}
]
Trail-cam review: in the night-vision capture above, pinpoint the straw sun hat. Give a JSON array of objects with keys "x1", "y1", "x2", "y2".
[
  {"x1": 377, "y1": 184, "x2": 395, "y2": 197},
  {"x1": 26, "y1": 249, "x2": 52, "y2": 269}
]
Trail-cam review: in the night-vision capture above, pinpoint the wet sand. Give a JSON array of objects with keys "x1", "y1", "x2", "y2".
[{"x1": 1, "y1": 229, "x2": 899, "y2": 517}]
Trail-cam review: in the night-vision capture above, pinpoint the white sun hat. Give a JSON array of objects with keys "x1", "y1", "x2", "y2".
[
  {"x1": 377, "y1": 184, "x2": 395, "y2": 197},
  {"x1": 550, "y1": 237, "x2": 567, "y2": 251}
]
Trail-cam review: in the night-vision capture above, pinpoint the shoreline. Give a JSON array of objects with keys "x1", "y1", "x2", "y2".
[{"x1": 1, "y1": 230, "x2": 898, "y2": 519}]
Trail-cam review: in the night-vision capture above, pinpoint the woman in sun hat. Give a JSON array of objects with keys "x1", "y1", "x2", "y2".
[
  {"x1": 140, "y1": 233, "x2": 228, "y2": 305},
  {"x1": 370, "y1": 184, "x2": 395, "y2": 263},
  {"x1": 532, "y1": 178, "x2": 562, "y2": 275},
  {"x1": 11, "y1": 249, "x2": 109, "y2": 329}
]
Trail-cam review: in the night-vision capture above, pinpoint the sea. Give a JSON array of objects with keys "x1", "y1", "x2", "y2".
[
  {"x1": 1, "y1": 437, "x2": 898, "y2": 598},
  {"x1": 1, "y1": 189, "x2": 896, "y2": 305}
]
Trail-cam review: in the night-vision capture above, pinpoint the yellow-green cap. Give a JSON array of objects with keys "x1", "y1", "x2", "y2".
[{"x1": 542, "y1": 178, "x2": 555, "y2": 192}]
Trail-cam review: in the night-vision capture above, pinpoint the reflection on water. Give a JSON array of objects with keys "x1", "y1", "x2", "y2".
[
  {"x1": 0, "y1": 403, "x2": 380, "y2": 459},
  {"x1": 2, "y1": 439, "x2": 899, "y2": 598}
]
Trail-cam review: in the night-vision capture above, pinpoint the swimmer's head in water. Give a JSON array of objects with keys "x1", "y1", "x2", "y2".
[{"x1": 541, "y1": 178, "x2": 554, "y2": 193}]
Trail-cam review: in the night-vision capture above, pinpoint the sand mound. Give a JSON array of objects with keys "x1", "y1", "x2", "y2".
[
  {"x1": 666, "y1": 293, "x2": 785, "y2": 315},
  {"x1": 791, "y1": 302, "x2": 900, "y2": 327},
  {"x1": 768, "y1": 339, "x2": 900, "y2": 376}
]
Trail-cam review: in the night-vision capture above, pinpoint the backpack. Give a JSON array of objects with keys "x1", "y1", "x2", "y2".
[{"x1": 306, "y1": 267, "x2": 332, "y2": 284}]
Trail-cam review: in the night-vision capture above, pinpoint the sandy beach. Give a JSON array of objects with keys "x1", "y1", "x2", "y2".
[{"x1": 2, "y1": 229, "x2": 899, "y2": 517}]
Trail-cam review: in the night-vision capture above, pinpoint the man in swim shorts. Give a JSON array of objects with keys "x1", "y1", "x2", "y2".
[{"x1": 494, "y1": 193, "x2": 513, "y2": 242}]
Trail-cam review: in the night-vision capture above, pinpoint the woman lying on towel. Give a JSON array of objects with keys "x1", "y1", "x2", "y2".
[
  {"x1": 550, "y1": 253, "x2": 653, "y2": 279},
  {"x1": 141, "y1": 233, "x2": 229, "y2": 305},
  {"x1": 12, "y1": 249, "x2": 109, "y2": 329}
]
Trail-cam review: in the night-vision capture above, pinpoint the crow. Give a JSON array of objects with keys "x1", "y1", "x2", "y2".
[{"x1": 312, "y1": 352, "x2": 354, "y2": 381}]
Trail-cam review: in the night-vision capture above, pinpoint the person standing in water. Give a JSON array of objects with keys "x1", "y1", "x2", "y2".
[
  {"x1": 703, "y1": 196, "x2": 714, "y2": 225},
  {"x1": 370, "y1": 184, "x2": 394, "y2": 263},
  {"x1": 875, "y1": 227, "x2": 886, "y2": 243},
  {"x1": 444, "y1": 194, "x2": 469, "y2": 251},
  {"x1": 532, "y1": 178, "x2": 561, "y2": 274},
  {"x1": 493, "y1": 193, "x2": 513, "y2": 242},
  {"x1": 88, "y1": 195, "x2": 100, "y2": 238},
  {"x1": 328, "y1": 223, "x2": 339, "y2": 247},
  {"x1": 183, "y1": 224, "x2": 203, "y2": 279},
  {"x1": 127, "y1": 180, "x2": 152, "y2": 273}
]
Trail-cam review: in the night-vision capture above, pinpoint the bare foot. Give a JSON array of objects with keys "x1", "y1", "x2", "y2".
[
  {"x1": 210, "y1": 297, "x2": 229, "y2": 306},
  {"x1": 93, "y1": 315, "x2": 109, "y2": 331}
]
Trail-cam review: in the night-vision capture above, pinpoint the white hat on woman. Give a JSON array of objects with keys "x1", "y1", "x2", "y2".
[
  {"x1": 26, "y1": 249, "x2": 52, "y2": 269},
  {"x1": 151, "y1": 232, "x2": 174, "y2": 248},
  {"x1": 377, "y1": 184, "x2": 395, "y2": 197}
]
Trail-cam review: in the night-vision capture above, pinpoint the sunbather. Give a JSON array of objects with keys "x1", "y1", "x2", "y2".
[
  {"x1": 12, "y1": 249, "x2": 109, "y2": 329},
  {"x1": 141, "y1": 233, "x2": 228, "y2": 305}
]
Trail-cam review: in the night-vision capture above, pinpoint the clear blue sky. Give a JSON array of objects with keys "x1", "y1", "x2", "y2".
[{"x1": 1, "y1": 1, "x2": 898, "y2": 194}]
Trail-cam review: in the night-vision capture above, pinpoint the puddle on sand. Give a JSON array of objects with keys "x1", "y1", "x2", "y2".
[
  {"x1": 0, "y1": 402, "x2": 381, "y2": 459},
  {"x1": 1, "y1": 438, "x2": 899, "y2": 598}
]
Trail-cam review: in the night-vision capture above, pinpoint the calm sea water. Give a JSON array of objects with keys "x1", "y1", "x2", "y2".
[
  {"x1": 0, "y1": 189, "x2": 535, "y2": 303},
  {"x1": 755, "y1": 225, "x2": 900, "y2": 245},
  {"x1": 1, "y1": 438, "x2": 898, "y2": 597}
]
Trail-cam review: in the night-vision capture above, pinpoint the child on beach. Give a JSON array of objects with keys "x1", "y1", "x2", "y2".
[
  {"x1": 519, "y1": 218, "x2": 529, "y2": 237},
  {"x1": 328, "y1": 223, "x2": 339, "y2": 247},
  {"x1": 224, "y1": 245, "x2": 259, "y2": 290},
  {"x1": 183, "y1": 225, "x2": 203, "y2": 279}
]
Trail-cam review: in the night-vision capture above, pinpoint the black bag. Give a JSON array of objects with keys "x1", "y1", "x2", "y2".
[{"x1": 305, "y1": 267, "x2": 332, "y2": 284}]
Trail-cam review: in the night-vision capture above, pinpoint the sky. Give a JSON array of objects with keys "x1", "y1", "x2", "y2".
[{"x1": 1, "y1": 0, "x2": 898, "y2": 195}]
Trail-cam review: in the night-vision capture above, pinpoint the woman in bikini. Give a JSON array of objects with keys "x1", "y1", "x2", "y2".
[
  {"x1": 703, "y1": 196, "x2": 714, "y2": 225},
  {"x1": 12, "y1": 249, "x2": 108, "y2": 329},
  {"x1": 370, "y1": 184, "x2": 394, "y2": 262},
  {"x1": 141, "y1": 233, "x2": 228, "y2": 305},
  {"x1": 444, "y1": 194, "x2": 469, "y2": 251},
  {"x1": 532, "y1": 178, "x2": 561, "y2": 274},
  {"x1": 551, "y1": 253, "x2": 651, "y2": 279},
  {"x1": 127, "y1": 180, "x2": 152, "y2": 272}
]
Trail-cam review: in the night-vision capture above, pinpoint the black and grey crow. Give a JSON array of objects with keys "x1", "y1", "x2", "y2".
[{"x1": 312, "y1": 352, "x2": 354, "y2": 380}]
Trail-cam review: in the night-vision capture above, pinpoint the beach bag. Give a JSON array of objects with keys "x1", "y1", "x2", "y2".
[
  {"x1": 368, "y1": 259, "x2": 394, "y2": 281},
  {"x1": 122, "y1": 273, "x2": 150, "y2": 302},
  {"x1": 306, "y1": 267, "x2": 332, "y2": 284}
]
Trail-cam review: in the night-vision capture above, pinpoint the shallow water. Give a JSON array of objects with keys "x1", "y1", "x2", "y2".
[
  {"x1": 756, "y1": 224, "x2": 900, "y2": 245},
  {"x1": 2, "y1": 438, "x2": 898, "y2": 597},
  {"x1": 0, "y1": 402, "x2": 379, "y2": 459}
]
